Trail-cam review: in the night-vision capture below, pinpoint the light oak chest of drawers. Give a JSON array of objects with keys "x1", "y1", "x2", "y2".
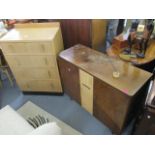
[{"x1": 0, "y1": 22, "x2": 64, "y2": 93}]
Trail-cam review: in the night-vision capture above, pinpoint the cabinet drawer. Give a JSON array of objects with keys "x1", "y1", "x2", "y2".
[
  {"x1": 13, "y1": 67, "x2": 59, "y2": 80},
  {"x1": 79, "y1": 69, "x2": 93, "y2": 87},
  {"x1": 1, "y1": 42, "x2": 54, "y2": 55},
  {"x1": 18, "y1": 79, "x2": 62, "y2": 92},
  {"x1": 80, "y1": 69, "x2": 94, "y2": 114},
  {"x1": 5, "y1": 55, "x2": 57, "y2": 68},
  {"x1": 80, "y1": 83, "x2": 93, "y2": 114}
]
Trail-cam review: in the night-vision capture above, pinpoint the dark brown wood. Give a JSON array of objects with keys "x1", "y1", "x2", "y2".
[
  {"x1": 58, "y1": 57, "x2": 81, "y2": 103},
  {"x1": 93, "y1": 76, "x2": 148, "y2": 134},
  {"x1": 112, "y1": 34, "x2": 128, "y2": 49},
  {"x1": 93, "y1": 77, "x2": 131, "y2": 134},
  {"x1": 60, "y1": 19, "x2": 91, "y2": 49},
  {"x1": 59, "y1": 19, "x2": 107, "y2": 51},
  {"x1": 58, "y1": 44, "x2": 152, "y2": 134},
  {"x1": 134, "y1": 108, "x2": 155, "y2": 134}
]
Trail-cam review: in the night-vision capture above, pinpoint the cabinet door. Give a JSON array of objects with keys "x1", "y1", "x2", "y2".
[
  {"x1": 79, "y1": 70, "x2": 93, "y2": 114},
  {"x1": 93, "y1": 77, "x2": 130, "y2": 134},
  {"x1": 58, "y1": 57, "x2": 80, "y2": 103}
]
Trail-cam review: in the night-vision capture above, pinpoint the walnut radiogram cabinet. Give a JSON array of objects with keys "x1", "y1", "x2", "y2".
[
  {"x1": 58, "y1": 44, "x2": 152, "y2": 134},
  {"x1": 0, "y1": 22, "x2": 64, "y2": 93}
]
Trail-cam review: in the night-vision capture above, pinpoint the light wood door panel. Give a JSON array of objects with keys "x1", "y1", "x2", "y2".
[
  {"x1": 1, "y1": 42, "x2": 54, "y2": 55},
  {"x1": 18, "y1": 79, "x2": 62, "y2": 92},
  {"x1": 80, "y1": 69, "x2": 93, "y2": 87},
  {"x1": 80, "y1": 69, "x2": 93, "y2": 114},
  {"x1": 12, "y1": 67, "x2": 59, "y2": 80},
  {"x1": 4, "y1": 55, "x2": 57, "y2": 68}
]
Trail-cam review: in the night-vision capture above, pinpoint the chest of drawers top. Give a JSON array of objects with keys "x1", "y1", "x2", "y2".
[
  {"x1": 0, "y1": 22, "x2": 60, "y2": 42},
  {"x1": 59, "y1": 44, "x2": 152, "y2": 96}
]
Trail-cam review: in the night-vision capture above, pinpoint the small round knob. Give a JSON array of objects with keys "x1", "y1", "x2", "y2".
[
  {"x1": 112, "y1": 71, "x2": 120, "y2": 78},
  {"x1": 147, "y1": 115, "x2": 151, "y2": 119},
  {"x1": 68, "y1": 68, "x2": 71, "y2": 72}
]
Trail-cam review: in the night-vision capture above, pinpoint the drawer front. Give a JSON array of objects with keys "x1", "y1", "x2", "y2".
[
  {"x1": 12, "y1": 67, "x2": 59, "y2": 80},
  {"x1": 79, "y1": 69, "x2": 93, "y2": 87},
  {"x1": 79, "y1": 69, "x2": 94, "y2": 114},
  {"x1": 1, "y1": 42, "x2": 54, "y2": 55},
  {"x1": 5, "y1": 55, "x2": 57, "y2": 68},
  {"x1": 17, "y1": 79, "x2": 62, "y2": 92},
  {"x1": 80, "y1": 83, "x2": 93, "y2": 114}
]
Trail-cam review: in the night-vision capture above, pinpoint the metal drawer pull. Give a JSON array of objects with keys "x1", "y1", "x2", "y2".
[
  {"x1": 15, "y1": 58, "x2": 21, "y2": 66},
  {"x1": 44, "y1": 58, "x2": 48, "y2": 65},
  {"x1": 51, "y1": 83, "x2": 54, "y2": 89},
  {"x1": 48, "y1": 70, "x2": 52, "y2": 78},
  {"x1": 8, "y1": 45, "x2": 14, "y2": 52},
  {"x1": 68, "y1": 68, "x2": 71, "y2": 72},
  {"x1": 41, "y1": 44, "x2": 45, "y2": 52},
  {"x1": 82, "y1": 83, "x2": 90, "y2": 90},
  {"x1": 27, "y1": 83, "x2": 30, "y2": 89}
]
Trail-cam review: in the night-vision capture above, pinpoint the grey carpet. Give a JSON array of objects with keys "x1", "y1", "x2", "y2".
[{"x1": 0, "y1": 79, "x2": 133, "y2": 135}]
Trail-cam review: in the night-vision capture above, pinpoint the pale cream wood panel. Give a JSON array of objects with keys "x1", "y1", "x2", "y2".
[
  {"x1": 79, "y1": 70, "x2": 93, "y2": 114},
  {"x1": 80, "y1": 69, "x2": 94, "y2": 87},
  {"x1": 0, "y1": 23, "x2": 61, "y2": 42},
  {"x1": 1, "y1": 42, "x2": 55, "y2": 55},
  {"x1": 14, "y1": 22, "x2": 60, "y2": 28},
  {"x1": 53, "y1": 28, "x2": 64, "y2": 55},
  {"x1": 92, "y1": 19, "x2": 108, "y2": 50},
  {"x1": 17, "y1": 79, "x2": 62, "y2": 92},
  {"x1": 4, "y1": 55, "x2": 57, "y2": 68},
  {"x1": 12, "y1": 67, "x2": 59, "y2": 80}
]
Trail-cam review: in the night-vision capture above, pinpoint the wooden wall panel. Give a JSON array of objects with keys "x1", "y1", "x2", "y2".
[{"x1": 60, "y1": 19, "x2": 91, "y2": 49}]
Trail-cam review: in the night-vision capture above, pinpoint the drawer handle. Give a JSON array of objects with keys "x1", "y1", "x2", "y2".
[
  {"x1": 82, "y1": 83, "x2": 90, "y2": 90},
  {"x1": 48, "y1": 70, "x2": 52, "y2": 78},
  {"x1": 41, "y1": 44, "x2": 45, "y2": 52},
  {"x1": 27, "y1": 83, "x2": 30, "y2": 89},
  {"x1": 8, "y1": 45, "x2": 14, "y2": 52},
  {"x1": 68, "y1": 68, "x2": 71, "y2": 72},
  {"x1": 51, "y1": 83, "x2": 54, "y2": 89},
  {"x1": 15, "y1": 58, "x2": 21, "y2": 66},
  {"x1": 44, "y1": 58, "x2": 48, "y2": 65}
]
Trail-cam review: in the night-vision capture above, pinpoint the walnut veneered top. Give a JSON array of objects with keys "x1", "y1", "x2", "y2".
[{"x1": 59, "y1": 44, "x2": 152, "y2": 96}]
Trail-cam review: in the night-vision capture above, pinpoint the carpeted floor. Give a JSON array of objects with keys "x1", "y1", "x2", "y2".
[
  {"x1": 17, "y1": 101, "x2": 81, "y2": 135},
  {"x1": 0, "y1": 79, "x2": 134, "y2": 135}
]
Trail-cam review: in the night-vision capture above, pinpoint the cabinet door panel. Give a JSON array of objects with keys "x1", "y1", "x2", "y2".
[
  {"x1": 93, "y1": 77, "x2": 130, "y2": 133},
  {"x1": 58, "y1": 57, "x2": 80, "y2": 103}
]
